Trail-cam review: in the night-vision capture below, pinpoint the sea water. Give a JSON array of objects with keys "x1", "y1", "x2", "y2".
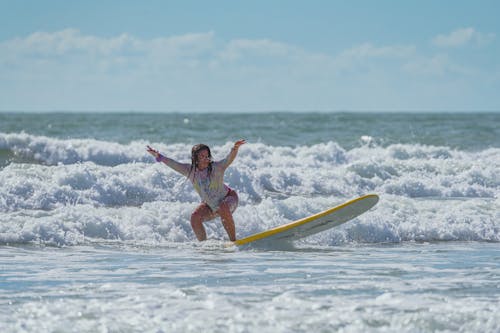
[{"x1": 0, "y1": 112, "x2": 499, "y2": 332}]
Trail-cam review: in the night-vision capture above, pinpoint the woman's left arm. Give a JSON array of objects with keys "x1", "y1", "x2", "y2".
[{"x1": 223, "y1": 139, "x2": 246, "y2": 168}]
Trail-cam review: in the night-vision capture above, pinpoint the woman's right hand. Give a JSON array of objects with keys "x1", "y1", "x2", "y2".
[{"x1": 146, "y1": 145, "x2": 160, "y2": 159}]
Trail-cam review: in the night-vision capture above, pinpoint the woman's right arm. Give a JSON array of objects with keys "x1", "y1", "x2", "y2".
[{"x1": 146, "y1": 145, "x2": 190, "y2": 177}]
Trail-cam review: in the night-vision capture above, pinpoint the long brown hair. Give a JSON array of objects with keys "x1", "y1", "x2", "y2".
[{"x1": 188, "y1": 144, "x2": 213, "y2": 180}]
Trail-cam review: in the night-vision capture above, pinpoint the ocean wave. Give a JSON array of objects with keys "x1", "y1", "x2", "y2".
[
  {"x1": 0, "y1": 196, "x2": 498, "y2": 246},
  {"x1": 0, "y1": 133, "x2": 498, "y2": 246},
  {"x1": 0, "y1": 132, "x2": 151, "y2": 166}
]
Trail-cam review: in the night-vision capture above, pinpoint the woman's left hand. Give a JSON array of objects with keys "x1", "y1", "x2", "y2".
[{"x1": 234, "y1": 139, "x2": 246, "y2": 149}]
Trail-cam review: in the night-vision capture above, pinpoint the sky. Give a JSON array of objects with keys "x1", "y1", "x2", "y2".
[{"x1": 1, "y1": 0, "x2": 499, "y2": 112}]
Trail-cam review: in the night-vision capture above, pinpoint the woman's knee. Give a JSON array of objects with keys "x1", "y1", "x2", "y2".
[
  {"x1": 191, "y1": 204, "x2": 213, "y2": 224},
  {"x1": 191, "y1": 209, "x2": 207, "y2": 224},
  {"x1": 190, "y1": 211, "x2": 201, "y2": 224}
]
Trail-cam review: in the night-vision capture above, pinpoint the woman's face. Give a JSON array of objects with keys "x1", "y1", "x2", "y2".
[{"x1": 196, "y1": 149, "x2": 210, "y2": 170}]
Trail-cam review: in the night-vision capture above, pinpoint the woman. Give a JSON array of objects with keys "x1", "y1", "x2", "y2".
[{"x1": 146, "y1": 140, "x2": 246, "y2": 241}]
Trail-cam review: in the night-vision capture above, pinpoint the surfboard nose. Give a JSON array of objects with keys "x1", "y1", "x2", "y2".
[{"x1": 234, "y1": 194, "x2": 380, "y2": 247}]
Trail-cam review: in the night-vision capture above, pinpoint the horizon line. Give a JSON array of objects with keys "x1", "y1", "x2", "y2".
[{"x1": 1, "y1": 109, "x2": 499, "y2": 114}]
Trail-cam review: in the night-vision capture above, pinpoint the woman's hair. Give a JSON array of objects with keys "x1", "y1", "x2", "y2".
[{"x1": 188, "y1": 144, "x2": 213, "y2": 180}]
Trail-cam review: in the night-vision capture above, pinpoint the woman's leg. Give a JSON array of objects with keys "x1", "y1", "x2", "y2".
[
  {"x1": 190, "y1": 203, "x2": 216, "y2": 241},
  {"x1": 216, "y1": 190, "x2": 239, "y2": 241}
]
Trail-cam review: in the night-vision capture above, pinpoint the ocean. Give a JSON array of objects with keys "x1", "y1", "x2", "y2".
[{"x1": 0, "y1": 112, "x2": 499, "y2": 332}]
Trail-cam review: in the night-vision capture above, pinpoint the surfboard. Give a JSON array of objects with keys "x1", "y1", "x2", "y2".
[{"x1": 232, "y1": 194, "x2": 379, "y2": 247}]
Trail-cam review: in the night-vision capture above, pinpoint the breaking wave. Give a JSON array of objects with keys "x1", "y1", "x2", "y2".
[{"x1": 1, "y1": 133, "x2": 498, "y2": 246}]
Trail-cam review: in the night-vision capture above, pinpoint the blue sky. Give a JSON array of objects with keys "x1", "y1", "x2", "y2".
[{"x1": 1, "y1": 0, "x2": 499, "y2": 112}]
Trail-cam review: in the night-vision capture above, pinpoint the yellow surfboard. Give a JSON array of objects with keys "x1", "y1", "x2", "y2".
[{"x1": 233, "y1": 194, "x2": 379, "y2": 247}]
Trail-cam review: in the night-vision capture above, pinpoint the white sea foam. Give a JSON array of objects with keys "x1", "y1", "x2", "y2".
[
  {"x1": 0, "y1": 134, "x2": 498, "y2": 245},
  {"x1": 1, "y1": 244, "x2": 499, "y2": 332}
]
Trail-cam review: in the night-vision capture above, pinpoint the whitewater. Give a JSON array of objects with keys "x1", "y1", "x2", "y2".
[{"x1": 0, "y1": 112, "x2": 499, "y2": 332}]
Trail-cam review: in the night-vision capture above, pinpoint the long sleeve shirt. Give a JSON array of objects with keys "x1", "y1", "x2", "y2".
[{"x1": 161, "y1": 148, "x2": 237, "y2": 211}]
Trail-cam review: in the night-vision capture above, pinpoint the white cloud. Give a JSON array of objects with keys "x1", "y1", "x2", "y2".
[
  {"x1": 217, "y1": 39, "x2": 293, "y2": 62},
  {"x1": 146, "y1": 32, "x2": 215, "y2": 58},
  {"x1": 0, "y1": 29, "x2": 497, "y2": 111},
  {"x1": 402, "y1": 54, "x2": 471, "y2": 77},
  {"x1": 333, "y1": 43, "x2": 416, "y2": 72},
  {"x1": 339, "y1": 43, "x2": 416, "y2": 59},
  {"x1": 1, "y1": 29, "x2": 215, "y2": 62},
  {"x1": 0, "y1": 29, "x2": 417, "y2": 75},
  {"x1": 3, "y1": 29, "x2": 133, "y2": 56},
  {"x1": 432, "y1": 27, "x2": 495, "y2": 47}
]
